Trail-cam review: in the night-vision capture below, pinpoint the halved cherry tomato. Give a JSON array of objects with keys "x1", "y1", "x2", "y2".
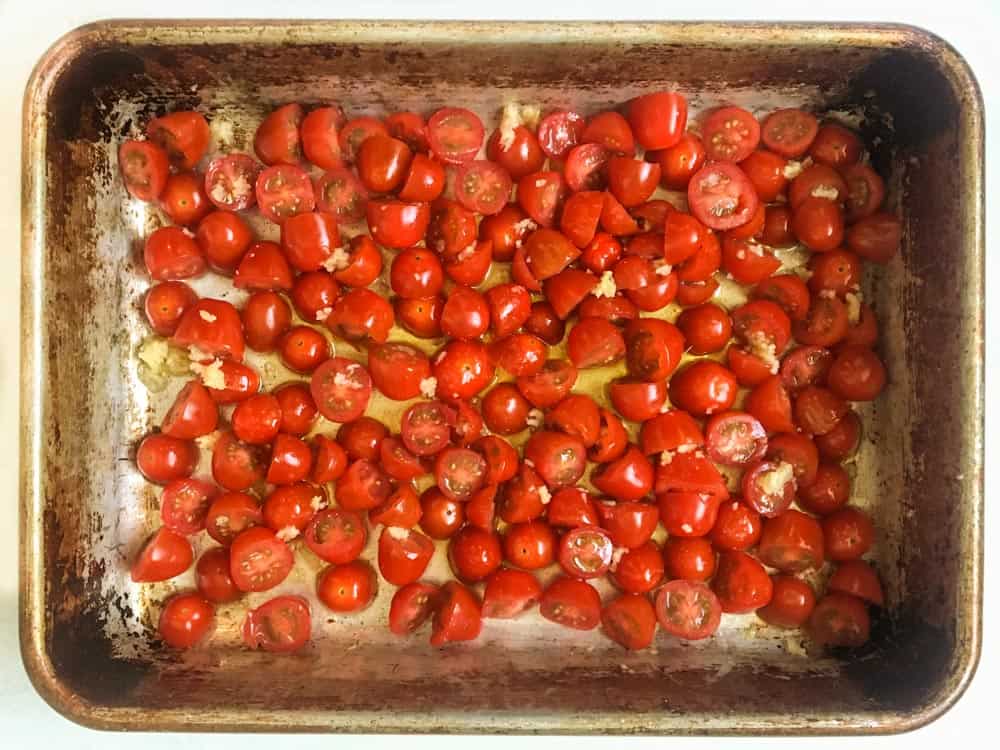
[
  {"x1": 627, "y1": 91, "x2": 687, "y2": 150},
  {"x1": 721, "y1": 235, "x2": 780, "y2": 284},
  {"x1": 669, "y1": 360, "x2": 738, "y2": 417},
  {"x1": 310, "y1": 357, "x2": 372, "y2": 423},
  {"x1": 822, "y1": 507, "x2": 874, "y2": 561},
  {"x1": 591, "y1": 446, "x2": 654, "y2": 502},
  {"x1": 662, "y1": 536, "x2": 717, "y2": 582},
  {"x1": 676, "y1": 303, "x2": 731, "y2": 355},
  {"x1": 847, "y1": 212, "x2": 901, "y2": 263},
  {"x1": 131, "y1": 527, "x2": 193, "y2": 582},
  {"x1": 311, "y1": 434, "x2": 348, "y2": 484},
  {"x1": 389, "y1": 582, "x2": 440, "y2": 635},
  {"x1": 712, "y1": 550, "x2": 773, "y2": 613},
  {"x1": 242, "y1": 595, "x2": 311, "y2": 653},
  {"x1": 145, "y1": 281, "x2": 197, "y2": 336},
  {"x1": 710, "y1": 499, "x2": 763, "y2": 552},
  {"x1": 558, "y1": 524, "x2": 615, "y2": 579},
  {"x1": 160, "y1": 172, "x2": 211, "y2": 226},
  {"x1": 761, "y1": 108, "x2": 819, "y2": 158},
  {"x1": 304, "y1": 508, "x2": 366, "y2": 564},
  {"x1": 466, "y1": 485, "x2": 498, "y2": 531},
  {"x1": 441, "y1": 286, "x2": 490, "y2": 340},
  {"x1": 607, "y1": 156, "x2": 660, "y2": 207},
  {"x1": 229, "y1": 527, "x2": 294, "y2": 592},
  {"x1": 703, "y1": 106, "x2": 760, "y2": 162},
  {"x1": 639, "y1": 409, "x2": 704, "y2": 456},
  {"x1": 262, "y1": 482, "x2": 319, "y2": 531},
  {"x1": 653, "y1": 133, "x2": 706, "y2": 191},
  {"x1": 757, "y1": 575, "x2": 817, "y2": 628},
  {"x1": 517, "y1": 171, "x2": 566, "y2": 228},
  {"x1": 792, "y1": 197, "x2": 844, "y2": 252},
  {"x1": 148, "y1": 110, "x2": 210, "y2": 170},
  {"x1": 160, "y1": 478, "x2": 218, "y2": 535},
  {"x1": 828, "y1": 560, "x2": 884, "y2": 606},
  {"x1": 762, "y1": 205, "x2": 795, "y2": 247},
  {"x1": 789, "y1": 163, "x2": 847, "y2": 209},
  {"x1": 741, "y1": 458, "x2": 797, "y2": 518},
  {"x1": 815, "y1": 411, "x2": 861, "y2": 461},
  {"x1": 162, "y1": 380, "x2": 218, "y2": 439},
  {"x1": 195, "y1": 547, "x2": 241, "y2": 603},
  {"x1": 655, "y1": 580, "x2": 722, "y2": 640},
  {"x1": 793, "y1": 295, "x2": 850, "y2": 348},
  {"x1": 317, "y1": 560, "x2": 376, "y2": 613},
  {"x1": 657, "y1": 491, "x2": 721, "y2": 537},
  {"x1": 279, "y1": 326, "x2": 329, "y2": 373},
  {"x1": 705, "y1": 411, "x2": 768, "y2": 466},
  {"x1": 602, "y1": 593, "x2": 657, "y2": 651},
  {"x1": 798, "y1": 461, "x2": 851, "y2": 515},
  {"x1": 455, "y1": 160, "x2": 513, "y2": 216},
  {"x1": 758, "y1": 509, "x2": 825, "y2": 572},
  {"x1": 523, "y1": 431, "x2": 587, "y2": 489},
  {"x1": 448, "y1": 526, "x2": 502, "y2": 582},
  {"x1": 366, "y1": 199, "x2": 431, "y2": 249},
  {"x1": 546, "y1": 394, "x2": 601, "y2": 447},
  {"x1": 432, "y1": 340, "x2": 495, "y2": 401},
  {"x1": 256, "y1": 165, "x2": 315, "y2": 223},
  {"x1": 399, "y1": 153, "x2": 445, "y2": 202},
  {"x1": 560, "y1": 191, "x2": 604, "y2": 248},
  {"x1": 687, "y1": 162, "x2": 759, "y2": 231},
  {"x1": 137, "y1": 433, "x2": 198, "y2": 484},
  {"x1": 740, "y1": 150, "x2": 788, "y2": 202},
  {"x1": 767, "y1": 432, "x2": 820, "y2": 489},
  {"x1": 597, "y1": 499, "x2": 660, "y2": 548},
  {"x1": 315, "y1": 167, "x2": 370, "y2": 223},
  {"x1": 581, "y1": 111, "x2": 634, "y2": 154},
  {"x1": 537, "y1": 110, "x2": 585, "y2": 160},
  {"x1": 590, "y1": 408, "x2": 629, "y2": 464},
  {"x1": 434, "y1": 447, "x2": 487, "y2": 501},
  {"x1": 427, "y1": 108, "x2": 485, "y2": 164},
  {"x1": 336, "y1": 459, "x2": 391, "y2": 511},
  {"x1": 253, "y1": 104, "x2": 303, "y2": 166},
  {"x1": 540, "y1": 576, "x2": 601, "y2": 630},
  {"x1": 337, "y1": 416, "x2": 386, "y2": 460},
  {"x1": 401, "y1": 400, "x2": 455, "y2": 456},
  {"x1": 158, "y1": 593, "x2": 214, "y2": 649},
  {"x1": 431, "y1": 582, "x2": 483, "y2": 645},
  {"x1": 611, "y1": 541, "x2": 665, "y2": 592},
  {"x1": 794, "y1": 385, "x2": 849, "y2": 436},
  {"x1": 489, "y1": 333, "x2": 546, "y2": 378},
  {"x1": 482, "y1": 568, "x2": 542, "y2": 619},
  {"x1": 378, "y1": 526, "x2": 434, "y2": 586},
  {"x1": 274, "y1": 382, "x2": 317, "y2": 436},
  {"x1": 609, "y1": 379, "x2": 666, "y2": 423},
  {"x1": 745, "y1": 375, "x2": 796, "y2": 433},
  {"x1": 144, "y1": 226, "x2": 206, "y2": 281},
  {"x1": 119, "y1": 140, "x2": 170, "y2": 202},
  {"x1": 300, "y1": 106, "x2": 344, "y2": 169},
  {"x1": 809, "y1": 123, "x2": 862, "y2": 169},
  {"x1": 827, "y1": 345, "x2": 887, "y2": 402},
  {"x1": 338, "y1": 116, "x2": 388, "y2": 163},
  {"x1": 357, "y1": 135, "x2": 413, "y2": 193},
  {"x1": 205, "y1": 492, "x2": 262, "y2": 545},
  {"x1": 807, "y1": 593, "x2": 870, "y2": 648},
  {"x1": 566, "y1": 317, "x2": 625, "y2": 369}
]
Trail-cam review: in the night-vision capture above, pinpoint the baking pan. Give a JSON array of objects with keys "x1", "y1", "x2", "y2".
[{"x1": 20, "y1": 20, "x2": 984, "y2": 734}]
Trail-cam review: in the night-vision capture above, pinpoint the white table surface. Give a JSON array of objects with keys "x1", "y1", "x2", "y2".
[{"x1": 1, "y1": 0, "x2": 996, "y2": 746}]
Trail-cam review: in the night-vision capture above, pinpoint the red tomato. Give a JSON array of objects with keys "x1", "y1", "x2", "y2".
[
  {"x1": 607, "y1": 156, "x2": 660, "y2": 207},
  {"x1": 591, "y1": 446, "x2": 654, "y2": 502},
  {"x1": 487, "y1": 123, "x2": 545, "y2": 180},
  {"x1": 400, "y1": 400, "x2": 455, "y2": 456},
  {"x1": 367, "y1": 342, "x2": 431, "y2": 402},
  {"x1": 713, "y1": 550, "x2": 773, "y2": 613},
  {"x1": 676, "y1": 305, "x2": 730, "y2": 358},
  {"x1": 204, "y1": 491, "x2": 262, "y2": 546},
  {"x1": 299, "y1": 106, "x2": 344, "y2": 169},
  {"x1": 229, "y1": 527, "x2": 293, "y2": 592},
  {"x1": 807, "y1": 593, "x2": 870, "y2": 648},
  {"x1": 721, "y1": 235, "x2": 780, "y2": 284},
  {"x1": 578, "y1": 294, "x2": 639, "y2": 326},
  {"x1": 581, "y1": 233, "x2": 624, "y2": 276},
  {"x1": 255, "y1": 165, "x2": 315, "y2": 224},
  {"x1": 431, "y1": 582, "x2": 483, "y2": 645},
  {"x1": 336, "y1": 459, "x2": 391, "y2": 511},
  {"x1": 655, "y1": 450, "x2": 729, "y2": 501},
  {"x1": 669, "y1": 360, "x2": 738, "y2": 417},
  {"x1": 159, "y1": 477, "x2": 217, "y2": 536},
  {"x1": 161, "y1": 381, "x2": 218, "y2": 440},
  {"x1": 761, "y1": 108, "x2": 819, "y2": 158},
  {"x1": 537, "y1": 110, "x2": 585, "y2": 160},
  {"x1": 137, "y1": 433, "x2": 197, "y2": 484},
  {"x1": 657, "y1": 491, "x2": 721, "y2": 537},
  {"x1": 131, "y1": 527, "x2": 193, "y2": 582},
  {"x1": 304, "y1": 507, "x2": 366, "y2": 564},
  {"x1": 357, "y1": 135, "x2": 413, "y2": 193},
  {"x1": 233, "y1": 241, "x2": 293, "y2": 291},
  {"x1": 427, "y1": 107, "x2": 484, "y2": 164},
  {"x1": 242, "y1": 595, "x2": 311, "y2": 653},
  {"x1": 758, "y1": 509, "x2": 825, "y2": 572},
  {"x1": 195, "y1": 547, "x2": 241, "y2": 603},
  {"x1": 262, "y1": 482, "x2": 319, "y2": 532},
  {"x1": 564, "y1": 143, "x2": 611, "y2": 192},
  {"x1": 489, "y1": 333, "x2": 546, "y2": 378},
  {"x1": 741, "y1": 458, "x2": 796, "y2": 518},
  {"x1": 762, "y1": 205, "x2": 795, "y2": 247},
  {"x1": 757, "y1": 575, "x2": 817, "y2": 628},
  {"x1": 704, "y1": 411, "x2": 768, "y2": 467},
  {"x1": 444, "y1": 238, "x2": 492, "y2": 286},
  {"x1": 241, "y1": 291, "x2": 290, "y2": 352},
  {"x1": 471, "y1": 436, "x2": 515, "y2": 487},
  {"x1": 798, "y1": 462, "x2": 851, "y2": 516},
  {"x1": 687, "y1": 162, "x2": 759, "y2": 231},
  {"x1": 280, "y1": 211, "x2": 339, "y2": 272},
  {"x1": 482, "y1": 568, "x2": 542, "y2": 619},
  {"x1": 543, "y1": 269, "x2": 598, "y2": 320},
  {"x1": 449, "y1": 526, "x2": 502, "y2": 582},
  {"x1": 809, "y1": 123, "x2": 862, "y2": 168},
  {"x1": 793, "y1": 296, "x2": 850, "y2": 348},
  {"x1": 517, "y1": 171, "x2": 567, "y2": 227},
  {"x1": 479, "y1": 204, "x2": 535, "y2": 262},
  {"x1": 289, "y1": 271, "x2": 338, "y2": 324},
  {"x1": 822, "y1": 507, "x2": 874, "y2": 561},
  {"x1": 789, "y1": 163, "x2": 847, "y2": 209},
  {"x1": 559, "y1": 191, "x2": 603, "y2": 248},
  {"x1": 566, "y1": 318, "x2": 624, "y2": 369},
  {"x1": 847, "y1": 212, "x2": 901, "y2": 263},
  {"x1": 601, "y1": 593, "x2": 657, "y2": 651},
  {"x1": 144, "y1": 226, "x2": 205, "y2": 281},
  {"x1": 740, "y1": 150, "x2": 788, "y2": 202},
  {"x1": 388, "y1": 582, "x2": 440, "y2": 635},
  {"x1": 420, "y1": 487, "x2": 465, "y2": 539},
  {"x1": 702, "y1": 106, "x2": 760, "y2": 162},
  {"x1": 522, "y1": 228, "x2": 579, "y2": 281},
  {"x1": 815, "y1": 411, "x2": 861, "y2": 461},
  {"x1": 655, "y1": 580, "x2": 722, "y2": 640},
  {"x1": 158, "y1": 593, "x2": 213, "y2": 649},
  {"x1": 455, "y1": 160, "x2": 513, "y2": 216},
  {"x1": 581, "y1": 111, "x2": 635, "y2": 154},
  {"x1": 792, "y1": 197, "x2": 844, "y2": 252},
  {"x1": 596, "y1": 499, "x2": 660, "y2": 548},
  {"x1": 309, "y1": 358, "x2": 372, "y2": 423},
  {"x1": 377, "y1": 440, "x2": 427, "y2": 484},
  {"x1": 661, "y1": 537, "x2": 715, "y2": 585},
  {"x1": 499, "y1": 464, "x2": 549, "y2": 524},
  {"x1": 483, "y1": 283, "x2": 530, "y2": 338},
  {"x1": 540, "y1": 576, "x2": 602, "y2": 630},
  {"x1": 145, "y1": 281, "x2": 197, "y2": 336},
  {"x1": 378, "y1": 526, "x2": 435, "y2": 585},
  {"x1": 609, "y1": 378, "x2": 666, "y2": 422},
  {"x1": 611, "y1": 541, "x2": 665, "y2": 592},
  {"x1": 337, "y1": 416, "x2": 388, "y2": 461},
  {"x1": 317, "y1": 560, "x2": 376, "y2": 613},
  {"x1": 780, "y1": 346, "x2": 833, "y2": 392},
  {"x1": 196, "y1": 359, "x2": 260, "y2": 404},
  {"x1": 196, "y1": 211, "x2": 253, "y2": 274},
  {"x1": 315, "y1": 167, "x2": 370, "y2": 223},
  {"x1": 326, "y1": 287, "x2": 393, "y2": 344},
  {"x1": 710, "y1": 499, "x2": 762, "y2": 552},
  {"x1": 441, "y1": 286, "x2": 490, "y2": 340},
  {"x1": 828, "y1": 560, "x2": 884, "y2": 606},
  {"x1": 366, "y1": 199, "x2": 430, "y2": 249},
  {"x1": 432, "y1": 340, "x2": 495, "y2": 401},
  {"x1": 273, "y1": 383, "x2": 317, "y2": 436},
  {"x1": 399, "y1": 153, "x2": 445, "y2": 202},
  {"x1": 466, "y1": 485, "x2": 498, "y2": 531},
  {"x1": 546, "y1": 394, "x2": 601, "y2": 447},
  {"x1": 649, "y1": 136, "x2": 704, "y2": 193},
  {"x1": 160, "y1": 172, "x2": 211, "y2": 226},
  {"x1": 794, "y1": 385, "x2": 849, "y2": 436},
  {"x1": 767, "y1": 432, "x2": 820, "y2": 489},
  {"x1": 627, "y1": 91, "x2": 687, "y2": 150},
  {"x1": 523, "y1": 431, "x2": 587, "y2": 489},
  {"x1": 390, "y1": 248, "x2": 443, "y2": 299},
  {"x1": 745, "y1": 375, "x2": 796, "y2": 434},
  {"x1": 253, "y1": 103, "x2": 303, "y2": 166},
  {"x1": 279, "y1": 326, "x2": 329, "y2": 373},
  {"x1": 311, "y1": 434, "x2": 348, "y2": 484},
  {"x1": 827, "y1": 346, "x2": 886, "y2": 401},
  {"x1": 434, "y1": 447, "x2": 487, "y2": 501},
  {"x1": 119, "y1": 140, "x2": 169, "y2": 202},
  {"x1": 148, "y1": 110, "x2": 210, "y2": 170},
  {"x1": 590, "y1": 408, "x2": 629, "y2": 463},
  {"x1": 639, "y1": 409, "x2": 704, "y2": 456},
  {"x1": 338, "y1": 116, "x2": 388, "y2": 162}
]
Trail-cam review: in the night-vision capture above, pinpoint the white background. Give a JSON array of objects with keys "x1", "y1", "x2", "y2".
[{"x1": 0, "y1": 0, "x2": 995, "y2": 746}]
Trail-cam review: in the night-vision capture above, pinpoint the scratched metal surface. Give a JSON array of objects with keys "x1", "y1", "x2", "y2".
[{"x1": 20, "y1": 21, "x2": 983, "y2": 734}]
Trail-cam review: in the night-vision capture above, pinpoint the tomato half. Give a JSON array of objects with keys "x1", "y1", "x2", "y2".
[
  {"x1": 482, "y1": 568, "x2": 542, "y2": 619},
  {"x1": 229, "y1": 527, "x2": 294, "y2": 592},
  {"x1": 131, "y1": 527, "x2": 193, "y2": 582},
  {"x1": 655, "y1": 580, "x2": 722, "y2": 640},
  {"x1": 255, "y1": 165, "x2": 315, "y2": 224},
  {"x1": 119, "y1": 140, "x2": 169, "y2": 202},
  {"x1": 427, "y1": 107, "x2": 485, "y2": 164},
  {"x1": 540, "y1": 576, "x2": 602, "y2": 630},
  {"x1": 703, "y1": 106, "x2": 760, "y2": 162},
  {"x1": 687, "y1": 163, "x2": 759, "y2": 231},
  {"x1": 602, "y1": 593, "x2": 657, "y2": 650},
  {"x1": 310, "y1": 357, "x2": 373, "y2": 423},
  {"x1": 160, "y1": 477, "x2": 218, "y2": 535},
  {"x1": 158, "y1": 593, "x2": 214, "y2": 649},
  {"x1": 242, "y1": 595, "x2": 311, "y2": 653},
  {"x1": 389, "y1": 582, "x2": 440, "y2": 635}
]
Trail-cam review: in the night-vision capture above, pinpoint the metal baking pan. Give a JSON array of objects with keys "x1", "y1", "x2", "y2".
[{"x1": 20, "y1": 20, "x2": 984, "y2": 734}]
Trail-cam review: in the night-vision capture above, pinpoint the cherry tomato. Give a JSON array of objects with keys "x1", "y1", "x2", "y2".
[
  {"x1": 590, "y1": 408, "x2": 628, "y2": 464},
  {"x1": 233, "y1": 241, "x2": 293, "y2": 291},
  {"x1": 308, "y1": 358, "x2": 372, "y2": 424},
  {"x1": 311, "y1": 433, "x2": 348, "y2": 483},
  {"x1": 710, "y1": 499, "x2": 762, "y2": 552},
  {"x1": 638, "y1": 409, "x2": 704, "y2": 456},
  {"x1": 336, "y1": 459, "x2": 391, "y2": 511},
  {"x1": 144, "y1": 226, "x2": 205, "y2": 281},
  {"x1": 655, "y1": 580, "x2": 722, "y2": 640},
  {"x1": 366, "y1": 199, "x2": 431, "y2": 249},
  {"x1": 305, "y1": 508, "x2": 366, "y2": 564},
  {"x1": 816, "y1": 411, "x2": 861, "y2": 461},
  {"x1": 195, "y1": 547, "x2": 241, "y2": 603},
  {"x1": 578, "y1": 294, "x2": 639, "y2": 326},
  {"x1": 827, "y1": 346, "x2": 886, "y2": 401},
  {"x1": 798, "y1": 461, "x2": 851, "y2": 516},
  {"x1": 131, "y1": 527, "x2": 193, "y2": 582},
  {"x1": 669, "y1": 360, "x2": 738, "y2": 417},
  {"x1": 704, "y1": 411, "x2": 768, "y2": 467},
  {"x1": 378, "y1": 526, "x2": 435, "y2": 586},
  {"x1": 399, "y1": 153, "x2": 445, "y2": 202},
  {"x1": 662, "y1": 536, "x2": 716, "y2": 583},
  {"x1": 316, "y1": 167, "x2": 370, "y2": 223},
  {"x1": 822, "y1": 507, "x2": 874, "y2": 561},
  {"x1": 431, "y1": 582, "x2": 483, "y2": 645},
  {"x1": 317, "y1": 560, "x2": 376, "y2": 613},
  {"x1": 597, "y1": 499, "x2": 659, "y2": 549},
  {"x1": 466, "y1": 485, "x2": 498, "y2": 531},
  {"x1": 559, "y1": 191, "x2": 603, "y2": 249},
  {"x1": 523, "y1": 431, "x2": 587, "y2": 489},
  {"x1": 537, "y1": 110, "x2": 585, "y2": 159},
  {"x1": 448, "y1": 526, "x2": 502, "y2": 583},
  {"x1": 540, "y1": 576, "x2": 601, "y2": 630},
  {"x1": 148, "y1": 110, "x2": 210, "y2": 170},
  {"x1": 702, "y1": 106, "x2": 760, "y2": 162},
  {"x1": 541, "y1": 269, "x2": 597, "y2": 320},
  {"x1": 846, "y1": 212, "x2": 901, "y2": 263},
  {"x1": 237, "y1": 291, "x2": 288, "y2": 352},
  {"x1": 581, "y1": 111, "x2": 635, "y2": 154},
  {"x1": 388, "y1": 582, "x2": 440, "y2": 635},
  {"x1": 263, "y1": 482, "x2": 320, "y2": 532},
  {"x1": 740, "y1": 150, "x2": 788, "y2": 202},
  {"x1": 498, "y1": 464, "x2": 548, "y2": 524},
  {"x1": 807, "y1": 593, "x2": 870, "y2": 648},
  {"x1": 377, "y1": 440, "x2": 427, "y2": 485},
  {"x1": 279, "y1": 211, "x2": 339, "y2": 273},
  {"x1": 545, "y1": 394, "x2": 601, "y2": 447},
  {"x1": 242, "y1": 595, "x2": 311, "y2": 653},
  {"x1": 161, "y1": 380, "x2": 218, "y2": 440},
  {"x1": 487, "y1": 123, "x2": 545, "y2": 180},
  {"x1": 337, "y1": 416, "x2": 388, "y2": 462},
  {"x1": 762, "y1": 205, "x2": 795, "y2": 247},
  {"x1": 828, "y1": 560, "x2": 884, "y2": 606},
  {"x1": 792, "y1": 197, "x2": 844, "y2": 252},
  {"x1": 441, "y1": 286, "x2": 490, "y2": 340},
  {"x1": 809, "y1": 123, "x2": 862, "y2": 169},
  {"x1": 137, "y1": 433, "x2": 197, "y2": 484},
  {"x1": 205, "y1": 491, "x2": 262, "y2": 546},
  {"x1": 779, "y1": 346, "x2": 833, "y2": 392},
  {"x1": 741, "y1": 458, "x2": 797, "y2": 518},
  {"x1": 608, "y1": 379, "x2": 666, "y2": 422},
  {"x1": 655, "y1": 451, "x2": 729, "y2": 500},
  {"x1": 400, "y1": 400, "x2": 455, "y2": 457},
  {"x1": 601, "y1": 593, "x2": 657, "y2": 651},
  {"x1": 278, "y1": 326, "x2": 329, "y2": 373},
  {"x1": 419, "y1": 487, "x2": 465, "y2": 539},
  {"x1": 758, "y1": 509, "x2": 825, "y2": 572},
  {"x1": 521, "y1": 228, "x2": 579, "y2": 282},
  {"x1": 390, "y1": 248, "x2": 443, "y2": 299},
  {"x1": 757, "y1": 575, "x2": 817, "y2": 628},
  {"x1": 761, "y1": 108, "x2": 819, "y2": 158},
  {"x1": 471, "y1": 436, "x2": 515, "y2": 487},
  {"x1": 144, "y1": 281, "x2": 197, "y2": 336},
  {"x1": 721, "y1": 235, "x2": 780, "y2": 284},
  {"x1": 434, "y1": 447, "x2": 487, "y2": 501},
  {"x1": 482, "y1": 284, "x2": 530, "y2": 339},
  {"x1": 794, "y1": 385, "x2": 849, "y2": 436},
  {"x1": 627, "y1": 91, "x2": 687, "y2": 150},
  {"x1": 432, "y1": 340, "x2": 494, "y2": 401},
  {"x1": 687, "y1": 162, "x2": 759, "y2": 231},
  {"x1": 357, "y1": 135, "x2": 413, "y2": 193},
  {"x1": 479, "y1": 204, "x2": 535, "y2": 262},
  {"x1": 591, "y1": 446, "x2": 654, "y2": 502},
  {"x1": 607, "y1": 156, "x2": 660, "y2": 207},
  {"x1": 713, "y1": 550, "x2": 773, "y2": 613},
  {"x1": 299, "y1": 106, "x2": 344, "y2": 169},
  {"x1": 268, "y1": 383, "x2": 315, "y2": 437},
  {"x1": 488, "y1": 334, "x2": 546, "y2": 379},
  {"x1": 427, "y1": 107, "x2": 484, "y2": 164},
  {"x1": 158, "y1": 593, "x2": 213, "y2": 649},
  {"x1": 367, "y1": 343, "x2": 432, "y2": 402},
  {"x1": 745, "y1": 375, "x2": 796, "y2": 434},
  {"x1": 517, "y1": 171, "x2": 566, "y2": 227},
  {"x1": 611, "y1": 541, "x2": 665, "y2": 592},
  {"x1": 676, "y1": 304, "x2": 731, "y2": 356},
  {"x1": 194, "y1": 213, "x2": 251, "y2": 276},
  {"x1": 657, "y1": 491, "x2": 721, "y2": 537},
  {"x1": 119, "y1": 140, "x2": 169, "y2": 202},
  {"x1": 481, "y1": 568, "x2": 541, "y2": 619},
  {"x1": 255, "y1": 165, "x2": 315, "y2": 224},
  {"x1": 455, "y1": 160, "x2": 513, "y2": 216},
  {"x1": 252, "y1": 103, "x2": 303, "y2": 166},
  {"x1": 160, "y1": 171, "x2": 211, "y2": 226},
  {"x1": 767, "y1": 432, "x2": 820, "y2": 489},
  {"x1": 567, "y1": 317, "x2": 625, "y2": 369},
  {"x1": 338, "y1": 116, "x2": 388, "y2": 162},
  {"x1": 793, "y1": 295, "x2": 850, "y2": 348},
  {"x1": 229, "y1": 526, "x2": 293, "y2": 592}
]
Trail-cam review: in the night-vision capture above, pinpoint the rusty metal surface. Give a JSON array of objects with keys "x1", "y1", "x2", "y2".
[{"x1": 20, "y1": 20, "x2": 984, "y2": 734}]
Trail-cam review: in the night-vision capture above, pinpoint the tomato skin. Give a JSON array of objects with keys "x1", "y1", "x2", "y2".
[
  {"x1": 131, "y1": 528, "x2": 194, "y2": 582},
  {"x1": 652, "y1": 133, "x2": 706, "y2": 190},
  {"x1": 357, "y1": 135, "x2": 413, "y2": 193},
  {"x1": 822, "y1": 507, "x2": 874, "y2": 561},
  {"x1": 317, "y1": 560, "x2": 377, "y2": 613},
  {"x1": 487, "y1": 126, "x2": 545, "y2": 180},
  {"x1": 827, "y1": 346, "x2": 886, "y2": 402},
  {"x1": 427, "y1": 107, "x2": 485, "y2": 165},
  {"x1": 794, "y1": 385, "x2": 849, "y2": 436},
  {"x1": 807, "y1": 593, "x2": 870, "y2": 648},
  {"x1": 326, "y1": 288, "x2": 394, "y2": 345},
  {"x1": 466, "y1": 485, "x2": 498, "y2": 531},
  {"x1": 366, "y1": 199, "x2": 431, "y2": 249},
  {"x1": 809, "y1": 123, "x2": 863, "y2": 169},
  {"x1": 538, "y1": 110, "x2": 586, "y2": 160},
  {"x1": 654, "y1": 452, "x2": 729, "y2": 500},
  {"x1": 311, "y1": 434, "x2": 348, "y2": 483},
  {"x1": 119, "y1": 140, "x2": 170, "y2": 202},
  {"x1": 449, "y1": 526, "x2": 503, "y2": 582},
  {"x1": 792, "y1": 197, "x2": 844, "y2": 252},
  {"x1": 455, "y1": 160, "x2": 514, "y2": 216},
  {"x1": 441, "y1": 286, "x2": 490, "y2": 340},
  {"x1": 389, "y1": 582, "x2": 440, "y2": 635},
  {"x1": 145, "y1": 281, "x2": 197, "y2": 336},
  {"x1": 399, "y1": 153, "x2": 445, "y2": 202},
  {"x1": 147, "y1": 110, "x2": 210, "y2": 170},
  {"x1": 158, "y1": 593, "x2": 214, "y2": 649},
  {"x1": 523, "y1": 228, "x2": 580, "y2": 281},
  {"x1": 761, "y1": 108, "x2": 819, "y2": 158},
  {"x1": 517, "y1": 171, "x2": 567, "y2": 228},
  {"x1": 546, "y1": 394, "x2": 601, "y2": 447},
  {"x1": 597, "y1": 499, "x2": 660, "y2": 549},
  {"x1": 305, "y1": 507, "x2": 367, "y2": 564},
  {"x1": 336, "y1": 459, "x2": 391, "y2": 512},
  {"x1": 420, "y1": 487, "x2": 465, "y2": 539},
  {"x1": 195, "y1": 547, "x2": 241, "y2": 603},
  {"x1": 740, "y1": 150, "x2": 788, "y2": 202},
  {"x1": 721, "y1": 235, "x2": 780, "y2": 284},
  {"x1": 741, "y1": 459, "x2": 796, "y2": 518},
  {"x1": 607, "y1": 157, "x2": 661, "y2": 207},
  {"x1": 263, "y1": 482, "x2": 319, "y2": 532},
  {"x1": 543, "y1": 269, "x2": 599, "y2": 320},
  {"x1": 669, "y1": 360, "x2": 738, "y2": 417},
  {"x1": 745, "y1": 375, "x2": 796, "y2": 434},
  {"x1": 710, "y1": 499, "x2": 763, "y2": 552},
  {"x1": 601, "y1": 593, "x2": 657, "y2": 651},
  {"x1": 434, "y1": 447, "x2": 487, "y2": 501},
  {"x1": 611, "y1": 541, "x2": 665, "y2": 593},
  {"x1": 677, "y1": 303, "x2": 732, "y2": 356},
  {"x1": 762, "y1": 205, "x2": 795, "y2": 247},
  {"x1": 280, "y1": 211, "x2": 340, "y2": 273},
  {"x1": 204, "y1": 492, "x2": 262, "y2": 546},
  {"x1": 389, "y1": 248, "x2": 443, "y2": 300},
  {"x1": 376, "y1": 441, "x2": 426, "y2": 485},
  {"x1": 137, "y1": 433, "x2": 198, "y2": 484},
  {"x1": 591, "y1": 446, "x2": 654, "y2": 502},
  {"x1": 828, "y1": 560, "x2": 884, "y2": 606},
  {"x1": 757, "y1": 575, "x2": 817, "y2": 628},
  {"x1": 609, "y1": 378, "x2": 666, "y2": 422},
  {"x1": 241, "y1": 291, "x2": 290, "y2": 353},
  {"x1": 560, "y1": 191, "x2": 604, "y2": 249},
  {"x1": 758, "y1": 509, "x2": 825, "y2": 572},
  {"x1": 662, "y1": 536, "x2": 716, "y2": 583},
  {"x1": 196, "y1": 211, "x2": 253, "y2": 274},
  {"x1": 431, "y1": 582, "x2": 483, "y2": 646},
  {"x1": 229, "y1": 527, "x2": 294, "y2": 592},
  {"x1": 432, "y1": 340, "x2": 495, "y2": 401},
  {"x1": 278, "y1": 326, "x2": 330, "y2": 373},
  {"x1": 270, "y1": 383, "x2": 316, "y2": 436},
  {"x1": 253, "y1": 103, "x2": 303, "y2": 166},
  {"x1": 498, "y1": 464, "x2": 547, "y2": 524},
  {"x1": 547, "y1": 487, "x2": 599, "y2": 528},
  {"x1": 567, "y1": 318, "x2": 625, "y2": 368},
  {"x1": 789, "y1": 163, "x2": 847, "y2": 209},
  {"x1": 481, "y1": 383, "x2": 529, "y2": 436},
  {"x1": 657, "y1": 491, "x2": 721, "y2": 538},
  {"x1": 638, "y1": 410, "x2": 704, "y2": 456},
  {"x1": 523, "y1": 431, "x2": 587, "y2": 489},
  {"x1": 145, "y1": 226, "x2": 206, "y2": 281},
  {"x1": 337, "y1": 416, "x2": 388, "y2": 462},
  {"x1": 798, "y1": 461, "x2": 850, "y2": 516},
  {"x1": 578, "y1": 294, "x2": 639, "y2": 326},
  {"x1": 482, "y1": 568, "x2": 542, "y2": 619},
  {"x1": 160, "y1": 171, "x2": 211, "y2": 226},
  {"x1": 378, "y1": 526, "x2": 435, "y2": 586},
  {"x1": 846, "y1": 212, "x2": 901, "y2": 263},
  {"x1": 654, "y1": 580, "x2": 723, "y2": 640},
  {"x1": 233, "y1": 241, "x2": 294, "y2": 291},
  {"x1": 815, "y1": 411, "x2": 861, "y2": 461},
  {"x1": 367, "y1": 343, "x2": 432, "y2": 402},
  {"x1": 162, "y1": 380, "x2": 219, "y2": 440},
  {"x1": 256, "y1": 165, "x2": 316, "y2": 224},
  {"x1": 540, "y1": 576, "x2": 602, "y2": 630},
  {"x1": 242, "y1": 595, "x2": 311, "y2": 653},
  {"x1": 299, "y1": 106, "x2": 344, "y2": 170},
  {"x1": 628, "y1": 92, "x2": 687, "y2": 150},
  {"x1": 712, "y1": 550, "x2": 774, "y2": 613},
  {"x1": 582, "y1": 111, "x2": 635, "y2": 155}
]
